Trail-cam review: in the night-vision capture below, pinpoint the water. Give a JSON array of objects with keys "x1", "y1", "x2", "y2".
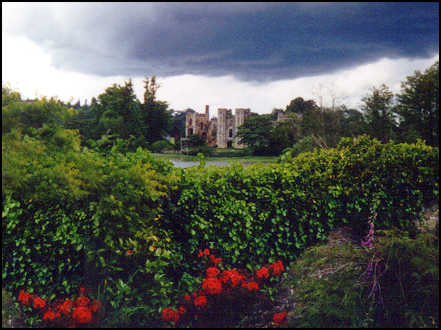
[{"x1": 170, "y1": 160, "x2": 234, "y2": 168}]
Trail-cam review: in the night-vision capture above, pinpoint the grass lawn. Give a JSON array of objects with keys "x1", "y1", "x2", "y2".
[{"x1": 151, "y1": 151, "x2": 279, "y2": 163}]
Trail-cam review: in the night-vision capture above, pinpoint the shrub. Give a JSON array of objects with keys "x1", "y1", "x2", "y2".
[
  {"x1": 163, "y1": 135, "x2": 438, "y2": 274},
  {"x1": 149, "y1": 139, "x2": 174, "y2": 153},
  {"x1": 2, "y1": 137, "x2": 179, "y2": 326},
  {"x1": 284, "y1": 228, "x2": 439, "y2": 328}
]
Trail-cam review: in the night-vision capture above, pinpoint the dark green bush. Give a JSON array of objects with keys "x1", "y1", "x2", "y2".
[
  {"x1": 149, "y1": 139, "x2": 174, "y2": 153},
  {"x1": 373, "y1": 229, "x2": 439, "y2": 328},
  {"x1": 285, "y1": 229, "x2": 439, "y2": 328}
]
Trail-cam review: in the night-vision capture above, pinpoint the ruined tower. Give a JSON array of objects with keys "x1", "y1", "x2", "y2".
[
  {"x1": 216, "y1": 108, "x2": 235, "y2": 148},
  {"x1": 233, "y1": 108, "x2": 251, "y2": 148}
]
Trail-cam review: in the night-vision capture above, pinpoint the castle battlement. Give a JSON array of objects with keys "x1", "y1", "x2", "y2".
[{"x1": 185, "y1": 105, "x2": 250, "y2": 148}]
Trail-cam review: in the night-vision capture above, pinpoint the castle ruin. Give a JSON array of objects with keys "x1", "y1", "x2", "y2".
[{"x1": 185, "y1": 105, "x2": 250, "y2": 149}]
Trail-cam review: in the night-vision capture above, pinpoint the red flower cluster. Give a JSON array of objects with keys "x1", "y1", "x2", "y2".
[
  {"x1": 241, "y1": 281, "x2": 259, "y2": 292},
  {"x1": 206, "y1": 266, "x2": 221, "y2": 278},
  {"x1": 18, "y1": 290, "x2": 32, "y2": 306},
  {"x1": 272, "y1": 311, "x2": 287, "y2": 325},
  {"x1": 161, "y1": 247, "x2": 287, "y2": 327},
  {"x1": 256, "y1": 266, "x2": 270, "y2": 279},
  {"x1": 270, "y1": 260, "x2": 285, "y2": 276},
  {"x1": 17, "y1": 286, "x2": 102, "y2": 328},
  {"x1": 193, "y1": 295, "x2": 207, "y2": 309},
  {"x1": 161, "y1": 307, "x2": 181, "y2": 323},
  {"x1": 202, "y1": 277, "x2": 223, "y2": 295},
  {"x1": 220, "y1": 268, "x2": 245, "y2": 288}
]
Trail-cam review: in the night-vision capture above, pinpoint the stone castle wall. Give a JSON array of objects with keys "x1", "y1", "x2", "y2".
[{"x1": 185, "y1": 105, "x2": 250, "y2": 149}]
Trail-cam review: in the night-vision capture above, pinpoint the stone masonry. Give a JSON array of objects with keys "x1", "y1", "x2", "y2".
[{"x1": 185, "y1": 105, "x2": 250, "y2": 148}]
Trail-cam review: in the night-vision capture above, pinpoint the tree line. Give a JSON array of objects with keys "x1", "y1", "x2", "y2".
[
  {"x1": 237, "y1": 61, "x2": 439, "y2": 156},
  {"x1": 2, "y1": 61, "x2": 438, "y2": 156}
]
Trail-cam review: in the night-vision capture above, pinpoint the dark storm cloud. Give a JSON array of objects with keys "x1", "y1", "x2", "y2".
[{"x1": 6, "y1": 2, "x2": 439, "y2": 81}]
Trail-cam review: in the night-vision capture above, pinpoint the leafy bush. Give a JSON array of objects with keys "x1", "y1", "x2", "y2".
[
  {"x1": 2, "y1": 133, "x2": 181, "y2": 326},
  {"x1": 2, "y1": 133, "x2": 438, "y2": 327},
  {"x1": 163, "y1": 135, "x2": 438, "y2": 275},
  {"x1": 372, "y1": 229, "x2": 439, "y2": 327},
  {"x1": 149, "y1": 139, "x2": 174, "y2": 153},
  {"x1": 289, "y1": 135, "x2": 318, "y2": 157},
  {"x1": 284, "y1": 229, "x2": 439, "y2": 328}
]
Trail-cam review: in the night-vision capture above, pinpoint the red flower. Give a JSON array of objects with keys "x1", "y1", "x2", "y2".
[
  {"x1": 126, "y1": 249, "x2": 133, "y2": 256},
  {"x1": 161, "y1": 307, "x2": 180, "y2": 323},
  {"x1": 33, "y1": 296, "x2": 46, "y2": 309},
  {"x1": 43, "y1": 310, "x2": 60, "y2": 322},
  {"x1": 72, "y1": 306, "x2": 92, "y2": 324},
  {"x1": 178, "y1": 306, "x2": 186, "y2": 314},
  {"x1": 220, "y1": 269, "x2": 244, "y2": 288},
  {"x1": 90, "y1": 299, "x2": 101, "y2": 313},
  {"x1": 206, "y1": 266, "x2": 220, "y2": 278},
  {"x1": 18, "y1": 290, "x2": 32, "y2": 306},
  {"x1": 191, "y1": 291, "x2": 198, "y2": 298},
  {"x1": 271, "y1": 260, "x2": 284, "y2": 276},
  {"x1": 209, "y1": 254, "x2": 222, "y2": 265},
  {"x1": 273, "y1": 311, "x2": 287, "y2": 325},
  {"x1": 183, "y1": 294, "x2": 191, "y2": 302},
  {"x1": 202, "y1": 277, "x2": 223, "y2": 295},
  {"x1": 59, "y1": 299, "x2": 74, "y2": 317},
  {"x1": 75, "y1": 296, "x2": 90, "y2": 307},
  {"x1": 194, "y1": 295, "x2": 207, "y2": 309},
  {"x1": 256, "y1": 266, "x2": 270, "y2": 279},
  {"x1": 242, "y1": 281, "x2": 259, "y2": 292},
  {"x1": 203, "y1": 248, "x2": 210, "y2": 256}
]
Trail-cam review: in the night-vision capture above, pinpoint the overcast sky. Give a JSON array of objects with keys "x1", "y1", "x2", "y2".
[{"x1": 2, "y1": 2, "x2": 439, "y2": 115}]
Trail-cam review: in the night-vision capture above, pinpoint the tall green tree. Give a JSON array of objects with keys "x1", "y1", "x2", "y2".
[
  {"x1": 141, "y1": 76, "x2": 172, "y2": 143},
  {"x1": 91, "y1": 80, "x2": 142, "y2": 140},
  {"x1": 361, "y1": 84, "x2": 396, "y2": 143},
  {"x1": 394, "y1": 61, "x2": 439, "y2": 146}
]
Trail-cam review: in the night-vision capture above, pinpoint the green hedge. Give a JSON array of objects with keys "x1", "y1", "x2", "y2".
[
  {"x1": 2, "y1": 134, "x2": 438, "y2": 326},
  {"x1": 164, "y1": 135, "x2": 439, "y2": 271},
  {"x1": 2, "y1": 133, "x2": 178, "y2": 303}
]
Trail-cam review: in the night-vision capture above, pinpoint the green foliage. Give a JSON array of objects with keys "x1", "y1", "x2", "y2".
[
  {"x1": 2, "y1": 96, "x2": 76, "y2": 135},
  {"x1": 236, "y1": 114, "x2": 275, "y2": 155},
  {"x1": 395, "y1": 61, "x2": 439, "y2": 146},
  {"x1": 361, "y1": 84, "x2": 396, "y2": 143},
  {"x1": 373, "y1": 229, "x2": 439, "y2": 328},
  {"x1": 284, "y1": 229, "x2": 439, "y2": 328},
  {"x1": 165, "y1": 135, "x2": 438, "y2": 276},
  {"x1": 2, "y1": 128, "x2": 180, "y2": 323},
  {"x1": 289, "y1": 135, "x2": 319, "y2": 157},
  {"x1": 149, "y1": 139, "x2": 174, "y2": 153},
  {"x1": 286, "y1": 242, "x2": 369, "y2": 328}
]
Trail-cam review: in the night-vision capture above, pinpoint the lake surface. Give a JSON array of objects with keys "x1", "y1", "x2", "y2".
[{"x1": 170, "y1": 160, "x2": 234, "y2": 168}]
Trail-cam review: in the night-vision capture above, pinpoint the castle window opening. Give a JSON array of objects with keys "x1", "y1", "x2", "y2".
[{"x1": 229, "y1": 129, "x2": 233, "y2": 138}]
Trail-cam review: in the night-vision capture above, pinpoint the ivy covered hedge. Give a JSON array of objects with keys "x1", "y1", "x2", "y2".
[
  {"x1": 2, "y1": 134, "x2": 439, "y2": 327},
  {"x1": 164, "y1": 135, "x2": 439, "y2": 270}
]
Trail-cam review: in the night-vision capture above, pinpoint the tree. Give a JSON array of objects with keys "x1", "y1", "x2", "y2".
[
  {"x1": 360, "y1": 84, "x2": 396, "y2": 143},
  {"x1": 91, "y1": 80, "x2": 142, "y2": 141},
  {"x1": 2, "y1": 84, "x2": 21, "y2": 107},
  {"x1": 140, "y1": 76, "x2": 172, "y2": 143},
  {"x1": 285, "y1": 97, "x2": 318, "y2": 115},
  {"x1": 394, "y1": 61, "x2": 439, "y2": 146},
  {"x1": 339, "y1": 106, "x2": 367, "y2": 138},
  {"x1": 236, "y1": 114, "x2": 274, "y2": 155}
]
